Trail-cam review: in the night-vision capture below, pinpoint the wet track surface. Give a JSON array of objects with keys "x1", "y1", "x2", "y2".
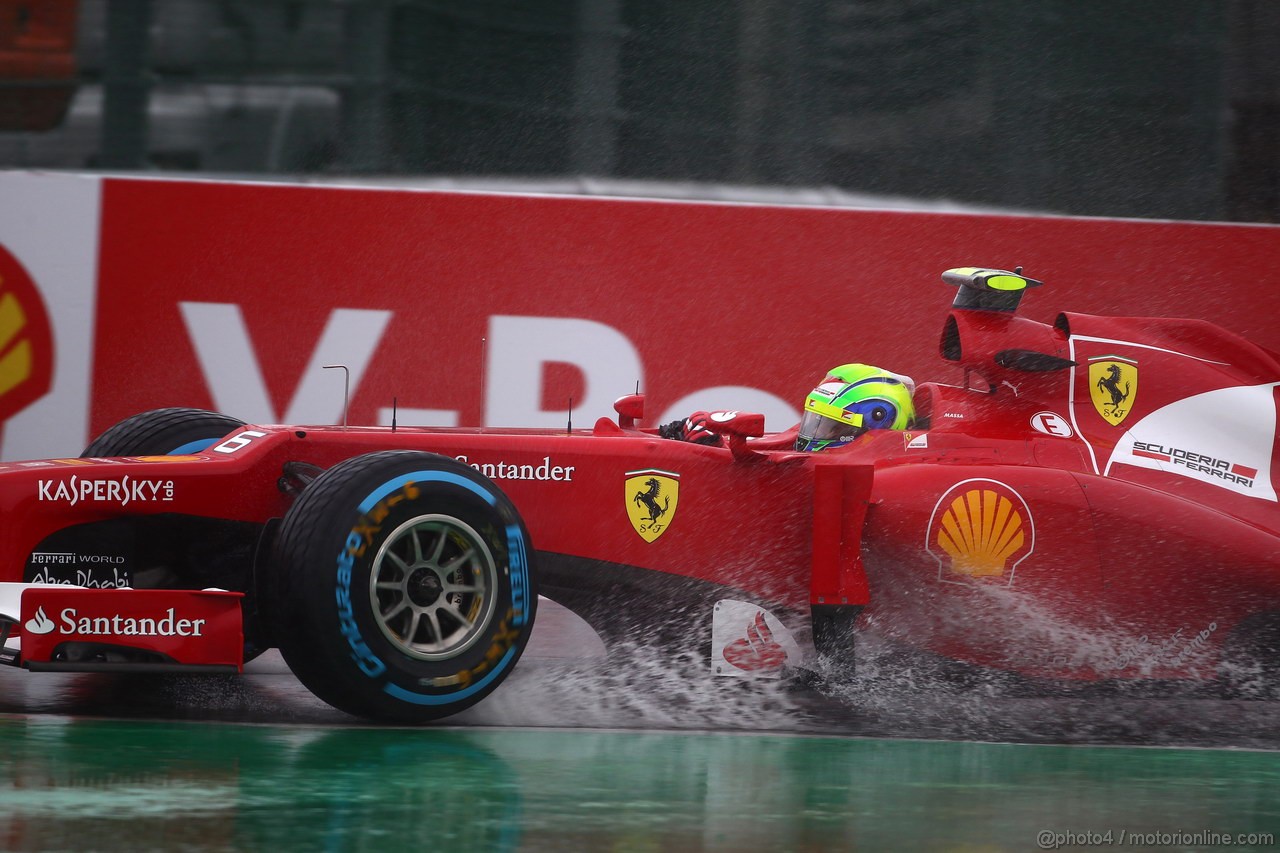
[
  {"x1": 3, "y1": 602, "x2": 1280, "y2": 851},
  {"x1": 4, "y1": 603, "x2": 1278, "y2": 749},
  {"x1": 4, "y1": 716, "x2": 1279, "y2": 852}
]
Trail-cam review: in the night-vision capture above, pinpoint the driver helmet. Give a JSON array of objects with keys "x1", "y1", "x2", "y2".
[{"x1": 796, "y1": 363, "x2": 916, "y2": 452}]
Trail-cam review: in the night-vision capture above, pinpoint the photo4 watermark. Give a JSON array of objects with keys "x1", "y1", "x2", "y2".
[{"x1": 1037, "y1": 829, "x2": 1274, "y2": 849}]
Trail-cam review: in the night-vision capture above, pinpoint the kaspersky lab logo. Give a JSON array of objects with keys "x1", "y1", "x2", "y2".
[{"x1": 0, "y1": 243, "x2": 54, "y2": 423}]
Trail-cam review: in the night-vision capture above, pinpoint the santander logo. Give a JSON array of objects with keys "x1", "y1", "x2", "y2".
[
  {"x1": 723, "y1": 611, "x2": 788, "y2": 672},
  {"x1": 25, "y1": 606, "x2": 207, "y2": 638},
  {"x1": 712, "y1": 599, "x2": 801, "y2": 678},
  {"x1": 24, "y1": 605, "x2": 55, "y2": 635}
]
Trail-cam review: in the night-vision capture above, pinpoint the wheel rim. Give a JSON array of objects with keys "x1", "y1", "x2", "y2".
[{"x1": 369, "y1": 514, "x2": 500, "y2": 661}]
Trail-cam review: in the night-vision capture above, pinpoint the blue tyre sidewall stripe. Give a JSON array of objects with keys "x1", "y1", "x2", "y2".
[
  {"x1": 352, "y1": 466, "x2": 529, "y2": 704},
  {"x1": 383, "y1": 646, "x2": 519, "y2": 705},
  {"x1": 358, "y1": 471, "x2": 497, "y2": 514},
  {"x1": 169, "y1": 438, "x2": 219, "y2": 454}
]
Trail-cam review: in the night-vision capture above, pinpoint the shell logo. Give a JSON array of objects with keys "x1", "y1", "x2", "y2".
[
  {"x1": 0, "y1": 243, "x2": 54, "y2": 425},
  {"x1": 926, "y1": 479, "x2": 1035, "y2": 585}
]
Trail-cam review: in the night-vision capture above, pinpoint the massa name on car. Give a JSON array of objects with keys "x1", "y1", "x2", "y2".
[{"x1": 452, "y1": 455, "x2": 576, "y2": 482}]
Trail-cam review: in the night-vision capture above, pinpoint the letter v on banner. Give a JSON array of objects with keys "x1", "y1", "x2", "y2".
[{"x1": 179, "y1": 302, "x2": 392, "y2": 424}]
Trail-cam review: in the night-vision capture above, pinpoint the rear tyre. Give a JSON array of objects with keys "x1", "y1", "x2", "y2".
[
  {"x1": 271, "y1": 450, "x2": 537, "y2": 723},
  {"x1": 83, "y1": 407, "x2": 245, "y2": 457}
]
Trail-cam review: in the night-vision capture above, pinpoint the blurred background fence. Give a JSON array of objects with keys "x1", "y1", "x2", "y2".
[{"x1": 1, "y1": 0, "x2": 1278, "y2": 222}]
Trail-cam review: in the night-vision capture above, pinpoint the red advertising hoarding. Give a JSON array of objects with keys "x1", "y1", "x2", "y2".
[{"x1": 89, "y1": 178, "x2": 1280, "y2": 441}]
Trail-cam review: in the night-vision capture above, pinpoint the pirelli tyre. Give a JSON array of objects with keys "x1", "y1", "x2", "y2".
[
  {"x1": 82, "y1": 407, "x2": 246, "y2": 457},
  {"x1": 271, "y1": 450, "x2": 538, "y2": 723}
]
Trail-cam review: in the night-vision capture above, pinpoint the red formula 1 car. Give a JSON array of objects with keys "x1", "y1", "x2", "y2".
[{"x1": 1, "y1": 267, "x2": 1278, "y2": 722}]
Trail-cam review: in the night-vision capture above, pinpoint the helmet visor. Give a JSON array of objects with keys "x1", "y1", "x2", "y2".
[{"x1": 796, "y1": 407, "x2": 866, "y2": 451}]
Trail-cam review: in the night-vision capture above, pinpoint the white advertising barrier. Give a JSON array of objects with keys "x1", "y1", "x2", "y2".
[{"x1": 0, "y1": 171, "x2": 100, "y2": 460}]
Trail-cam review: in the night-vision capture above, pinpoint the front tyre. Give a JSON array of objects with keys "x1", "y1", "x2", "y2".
[
  {"x1": 271, "y1": 450, "x2": 538, "y2": 723},
  {"x1": 83, "y1": 407, "x2": 246, "y2": 457},
  {"x1": 80, "y1": 406, "x2": 267, "y2": 660}
]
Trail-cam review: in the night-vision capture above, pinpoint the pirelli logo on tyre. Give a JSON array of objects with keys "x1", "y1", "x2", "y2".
[{"x1": 0, "y1": 242, "x2": 54, "y2": 425}]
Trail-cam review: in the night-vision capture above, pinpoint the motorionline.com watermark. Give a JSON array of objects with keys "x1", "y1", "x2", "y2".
[{"x1": 1037, "y1": 829, "x2": 1274, "y2": 849}]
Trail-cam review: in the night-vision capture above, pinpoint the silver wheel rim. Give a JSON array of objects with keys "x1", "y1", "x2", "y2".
[{"x1": 369, "y1": 514, "x2": 499, "y2": 661}]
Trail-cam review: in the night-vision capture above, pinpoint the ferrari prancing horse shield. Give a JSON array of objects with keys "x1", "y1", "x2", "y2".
[
  {"x1": 1088, "y1": 355, "x2": 1138, "y2": 426},
  {"x1": 625, "y1": 469, "x2": 680, "y2": 542}
]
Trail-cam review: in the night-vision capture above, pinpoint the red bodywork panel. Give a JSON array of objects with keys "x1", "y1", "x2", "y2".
[
  {"x1": 20, "y1": 588, "x2": 243, "y2": 670},
  {"x1": 1, "y1": 279, "x2": 1278, "y2": 685}
]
